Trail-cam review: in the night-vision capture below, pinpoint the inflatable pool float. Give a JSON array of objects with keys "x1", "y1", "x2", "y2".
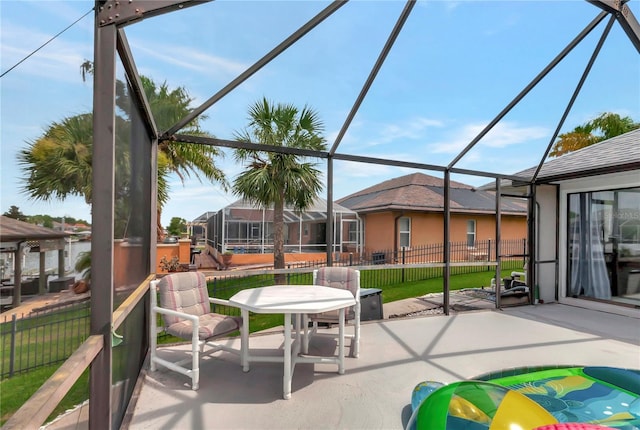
[{"x1": 406, "y1": 366, "x2": 640, "y2": 430}]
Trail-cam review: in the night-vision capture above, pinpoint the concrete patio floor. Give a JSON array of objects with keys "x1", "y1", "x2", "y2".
[
  {"x1": 123, "y1": 303, "x2": 638, "y2": 430},
  {"x1": 43, "y1": 301, "x2": 639, "y2": 430}
]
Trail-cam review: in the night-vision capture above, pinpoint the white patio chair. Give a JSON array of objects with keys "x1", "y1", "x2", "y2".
[
  {"x1": 303, "y1": 267, "x2": 361, "y2": 358},
  {"x1": 149, "y1": 271, "x2": 244, "y2": 390}
]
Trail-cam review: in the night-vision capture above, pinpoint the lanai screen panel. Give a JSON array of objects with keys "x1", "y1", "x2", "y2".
[
  {"x1": 218, "y1": 198, "x2": 359, "y2": 254},
  {"x1": 107, "y1": 54, "x2": 153, "y2": 428}
]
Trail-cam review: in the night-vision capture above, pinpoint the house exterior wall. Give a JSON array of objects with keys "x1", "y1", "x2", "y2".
[
  {"x1": 362, "y1": 212, "x2": 403, "y2": 251},
  {"x1": 536, "y1": 170, "x2": 640, "y2": 318},
  {"x1": 534, "y1": 184, "x2": 559, "y2": 305},
  {"x1": 361, "y1": 210, "x2": 526, "y2": 254}
]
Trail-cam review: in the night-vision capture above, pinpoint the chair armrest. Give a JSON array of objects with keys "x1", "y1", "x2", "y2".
[
  {"x1": 152, "y1": 306, "x2": 199, "y2": 324},
  {"x1": 209, "y1": 297, "x2": 231, "y2": 306}
]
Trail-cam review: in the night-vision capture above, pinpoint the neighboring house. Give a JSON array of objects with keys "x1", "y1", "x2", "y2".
[
  {"x1": 204, "y1": 197, "x2": 362, "y2": 255},
  {"x1": 188, "y1": 211, "x2": 217, "y2": 243},
  {"x1": 337, "y1": 172, "x2": 528, "y2": 256},
  {"x1": 490, "y1": 128, "x2": 640, "y2": 317}
]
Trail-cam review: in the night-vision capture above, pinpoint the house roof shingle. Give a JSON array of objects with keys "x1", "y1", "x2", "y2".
[
  {"x1": 513, "y1": 128, "x2": 640, "y2": 184},
  {"x1": 337, "y1": 173, "x2": 527, "y2": 215}
]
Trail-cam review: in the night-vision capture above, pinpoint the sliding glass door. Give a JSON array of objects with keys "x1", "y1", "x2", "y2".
[{"x1": 567, "y1": 187, "x2": 640, "y2": 305}]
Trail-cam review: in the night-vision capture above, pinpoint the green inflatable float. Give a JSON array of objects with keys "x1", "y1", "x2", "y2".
[{"x1": 407, "y1": 366, "x2": 640, "y2": 430}]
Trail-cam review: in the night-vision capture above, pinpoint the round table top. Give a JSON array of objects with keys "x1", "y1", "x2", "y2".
[{"x1": 229, "y1": 285, "x2": 356, "y2": 314}]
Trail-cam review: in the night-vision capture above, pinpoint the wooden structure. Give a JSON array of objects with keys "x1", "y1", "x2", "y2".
[{"x1": 0, "y1": 216, "x2": 69, "y2": 307}]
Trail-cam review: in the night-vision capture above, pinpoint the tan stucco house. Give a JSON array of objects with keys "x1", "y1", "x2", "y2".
[{"x1": 337, "y1": 173, "x2": 527, "y2": 257}]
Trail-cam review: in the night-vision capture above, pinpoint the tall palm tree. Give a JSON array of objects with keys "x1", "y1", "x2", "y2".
[
  {"x1": 550, "y1": 112, "x2": 639, "y2": 157},
  {"x1": 137, "y1": 76, "x2": 227, "y2": 238},
  {"x1": 18, "y1": 113, "x2": 94, "y2": 204},
  {"x1": 17, "y1": 73, "x2": 227, "y2": 239},
  {"x1": 233, "y1": 98, "x2": 326, "y2": 283}
]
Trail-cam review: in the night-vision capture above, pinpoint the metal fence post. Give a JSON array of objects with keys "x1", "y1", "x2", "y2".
[
  {"x1": 10, "y1": 313, "x2": 17, "y2": 377},
  {"x1": 401, "y1": 247, "x2": 405, "y2": 283},
  {"x1": 487, "y1": 239, "x2": 492, "y2": 271}
]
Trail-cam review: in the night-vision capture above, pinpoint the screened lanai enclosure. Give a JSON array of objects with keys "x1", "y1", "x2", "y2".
[
  {"x1": 207, "y1": 198, "x2": 361, "y2": 255},
  {"x1": 2, "y1": 0, "x2": 638, "y2": 429}
]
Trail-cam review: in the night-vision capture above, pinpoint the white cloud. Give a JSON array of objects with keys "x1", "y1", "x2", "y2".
[
  {"x1": 130, "y1": 42, "x2": 248, "y2": 82},
  {"x1": 365, "y1": 116, "x2": 444, "y2": 147},
  {"x1": 1, "y1": 23, "x2": 92, "y2": 83},
  {"x1": 428, "y1": 121, "x2": 549, "y2": 154}
]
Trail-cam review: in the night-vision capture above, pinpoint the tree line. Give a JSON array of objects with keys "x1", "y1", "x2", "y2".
[{"x1": 2, "y1": 205, "x2": 90, "y2": 228}]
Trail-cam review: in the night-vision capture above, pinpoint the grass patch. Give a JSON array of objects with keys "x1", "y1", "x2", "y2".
[
  {"x1": 1, "y1": 303, "x2": 90, "y2": 376},
  {"x1": 376, "y1": 269, "x2": 504, "y2": 303},
  {"x1": 0, "y1": 364, "x2": 89, "y2": 427}
]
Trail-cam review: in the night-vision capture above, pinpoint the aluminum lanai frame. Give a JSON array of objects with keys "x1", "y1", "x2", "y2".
[{"x1": 89, "y1": 1, "x2": 640, "y2": 428}]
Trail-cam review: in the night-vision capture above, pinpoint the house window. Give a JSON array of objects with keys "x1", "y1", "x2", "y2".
[
  {"x1": 467, "y1": 220, "x2": 476, "y2": 247},
  {"x1": 347, "y1": 222, "x2": 358, "y2": 242},
  {"x1": 399, "y1": 217, "x2": 411, "y2": 249}
]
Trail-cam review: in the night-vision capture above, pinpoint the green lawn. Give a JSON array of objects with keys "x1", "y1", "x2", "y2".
[{"x1": 0, "y1": 365, "x2": 88, "y2": 427}]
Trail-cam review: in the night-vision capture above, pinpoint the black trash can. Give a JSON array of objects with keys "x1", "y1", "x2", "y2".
[
  {"x1": 360, "y1": 288, "x2": 383, "y2": 321},
  {"x1": 372, "y1": 252, "x2": 386, "y2": 265}
]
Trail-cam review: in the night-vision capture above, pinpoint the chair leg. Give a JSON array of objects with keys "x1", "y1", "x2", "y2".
[
  {"x1": 192, "y1": 343, "x2": 200, "y2": 390},
  {"x1": 150, "y1": 311, "x2": 157, "y2": 372},
  {"x1": 191, "y1": 328, "x2": 200, "y2": 390}
]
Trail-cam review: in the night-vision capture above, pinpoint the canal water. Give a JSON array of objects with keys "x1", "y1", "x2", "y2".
[{"x1": 1, "y1": 241, "x2": 91, "y2": 281}]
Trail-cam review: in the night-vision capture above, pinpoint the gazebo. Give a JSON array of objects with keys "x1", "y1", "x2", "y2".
[{"x1": 0, "y1": 216, "x2": 70, "y2": 306}]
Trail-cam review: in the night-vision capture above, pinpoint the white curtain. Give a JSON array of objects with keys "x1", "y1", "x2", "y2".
[{"x1": 569, "y1": 193, "x2": 611, "y2": 299}]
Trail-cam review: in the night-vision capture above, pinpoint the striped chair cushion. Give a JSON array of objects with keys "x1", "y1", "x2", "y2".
[
  {"x1": 309, "y1": 267, "x2": 358, "y2": 321},
  {"x1": 167, "y1": 313, "x2": 242, "y2": 340},
  {"x1": 158, "y1": 272, "x2": 213, "y2": 327},
  {"x1": 158, "y1": 271, "x2": 241, "y2": 340}
]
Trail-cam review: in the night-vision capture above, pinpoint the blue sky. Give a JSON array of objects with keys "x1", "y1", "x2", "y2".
[{"x1": 2, "y1": 0, "x2": 639, "y2": 227}]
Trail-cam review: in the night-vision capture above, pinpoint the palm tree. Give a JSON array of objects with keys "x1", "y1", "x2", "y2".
[
  {"x1": 17, "y1": 73, "x2": 227, "y2": 239},
  {"x1": 550, "y1": 112, "x2": 639, "y2": 157},
  {"x1": 18, "y1": 113, "x2": 94, "y2": 204},
  {"x1": 137, "y1": 76, "x2": 227, "y2": 239},
  {"x1": 233, "y1": 98, "x2": 327, "y2": 283}
]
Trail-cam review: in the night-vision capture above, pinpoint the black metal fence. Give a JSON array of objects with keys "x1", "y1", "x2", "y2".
[
  {"x1": 207, "y1": 238, "x2": 528, "y2": 311},
  {"x1": 336, "y1": 238, "x2": 528, "y2": 266},
  {"x1": 1, "y1": 238, "x2": 526, "y2": 378},
  {"x1": 0, "y1": 299, "x2": 91, "y2": 379}
]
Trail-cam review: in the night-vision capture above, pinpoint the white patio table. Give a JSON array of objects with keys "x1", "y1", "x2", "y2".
[{"x1": 229, "y1": 285, "x2": 356, "y2": 399}]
